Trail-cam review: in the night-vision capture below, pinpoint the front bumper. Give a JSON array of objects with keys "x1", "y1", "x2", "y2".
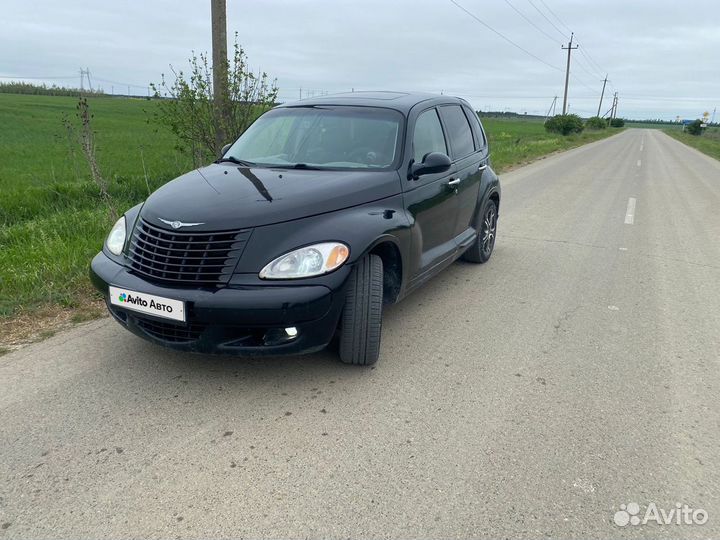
[{"x1": 90, "y1": 252, "x2": 350, "y2": 355}]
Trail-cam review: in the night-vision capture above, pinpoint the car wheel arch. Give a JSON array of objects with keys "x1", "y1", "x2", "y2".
[
  {"x1": 357, "y1": 236, "x2": 404, "y2": 305},
  {"x1": 489, "y1": 190, "x2": 500, "y2": 213}
]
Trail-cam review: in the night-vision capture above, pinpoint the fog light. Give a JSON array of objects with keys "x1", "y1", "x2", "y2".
[{"x1": 263, "y1": 327, "x2": 299, "y2": 346}]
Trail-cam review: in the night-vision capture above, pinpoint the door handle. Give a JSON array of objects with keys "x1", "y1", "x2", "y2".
[
  {"x1": 478, "y1": 163, "x2": 487, "y2": 171},
  {"x1": 447, "y1": 178, "x2": 461, "y2": 187}
]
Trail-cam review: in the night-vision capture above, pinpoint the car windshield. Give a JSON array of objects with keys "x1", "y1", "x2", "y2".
[{"x1": 224, "y1": 106, "x2": 403, "y2": 170}]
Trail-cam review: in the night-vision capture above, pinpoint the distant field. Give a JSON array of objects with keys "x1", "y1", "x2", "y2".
[
  {"x1": 663, "y1": 126, "x2": 720, "y2": 161},
  {"x1": 0, "y1": 94, "x2": 192, "y2": 319},
  {"x1": 480, "y1": 116, "x2": 620, "y2": 171},
  {"x1": 0, "y1": 94, "x2": 620, "y2": 326}
]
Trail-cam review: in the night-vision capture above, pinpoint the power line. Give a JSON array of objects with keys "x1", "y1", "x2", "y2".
[
  {"x1": 93, "y1": 76, "x2": 148, "y2": 89},
  {"x1": 576, "y1": 44, "x2": 607, "y2": 77},
  {"x1": 569, "y1": 73, "x2": 601, "y2": 97},
  {"x1": 522, "y1": 0, "x2": 612, "y2": 87},
  {"x1": 536, "y1": 0, "x2": 573, "y2": 35},
  {"x1": 447, "y1": 0, "x2": 563, "y2": 72},
  {"x1": 525, "y1": 0, "x2": 568, "y2": 39},
  {"x1": 572, "y1": 53, "x2": 606, "y2": 82},
  {"x1": 501, "y1": 0, "x2": 560, "y2": 44}
]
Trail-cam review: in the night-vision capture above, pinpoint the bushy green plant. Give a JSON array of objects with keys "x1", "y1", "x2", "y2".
[
  {"x1": 609, "y1": 118, "x2": 625, "y2": 128},
  {"x1": 151, "y1": 33, "x2": 278, "y2": 166},
  {"x1": 544, "y1": 114, "x2": 584, "y2": 135},
  {"x1": 686, "y1": 119, "x2": 704, "y2": 136},
  {"x1": 585, "y1": 116, "x2": 607, "y2": 130}
]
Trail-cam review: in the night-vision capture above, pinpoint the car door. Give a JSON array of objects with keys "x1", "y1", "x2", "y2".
[
  {"x1": 437, "y1": 104, "x2": 486, "y2": 246},
  {"x1": 403, "y1": 107, "x2": 460, "y2": 280}
]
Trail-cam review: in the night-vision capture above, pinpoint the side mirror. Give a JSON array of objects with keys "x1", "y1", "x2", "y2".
[
  {"x1": 220, "y1": 143, "x2": 232, "y2": 156},
  {"x1": 409, "y1": 152, "x2": 451, "y2": 179}
]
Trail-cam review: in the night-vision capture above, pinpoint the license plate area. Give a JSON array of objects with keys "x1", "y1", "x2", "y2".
[{"x1": 109, "y1": 286, "x2": 186, "y2": 322}]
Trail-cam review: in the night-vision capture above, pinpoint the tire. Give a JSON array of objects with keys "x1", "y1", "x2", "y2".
[
  {"x1": 338, "y1": 254, "x2": 383, "y2": 365},
  {"x1": 462, "y1": 198, "x2": 498, "y2": 264}
]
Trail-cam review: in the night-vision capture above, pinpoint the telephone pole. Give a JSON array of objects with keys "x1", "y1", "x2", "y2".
[
  {"x1": 561, "y1": 33, "x2": 578, "y2": 115},
  {"x1": 610, "y1": 92, "x2": 618, "y2": 121},
  {"x1": 596, "y1": 74, "x2": 608, "y2": 117},
  {"x1": 545, "y1": 95, "x2": 557, "y2": 121},
  {"x1": 211, "y1": 0, "x2": 230, "y2": 152}
]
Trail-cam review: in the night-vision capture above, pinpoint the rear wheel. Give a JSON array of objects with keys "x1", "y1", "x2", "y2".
[
  {"x1": 462, "y1": 198, "x2": 498, "y2": 264},
  {"x1": 338, "y1": 254, "x2": 383, "y2": 365}
]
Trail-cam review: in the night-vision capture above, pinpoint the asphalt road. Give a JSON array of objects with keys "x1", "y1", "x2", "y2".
[{"x1": 1, "y1": 129, "x2": 719, "y2": 539}]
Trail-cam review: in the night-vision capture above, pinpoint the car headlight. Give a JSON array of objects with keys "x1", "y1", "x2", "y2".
[
  {"x1": 259, "y1": 242, "x2": 350, "y2": 279},
  {"x1": 106, "y1": 216, "x2": 126, "y2": 256}
]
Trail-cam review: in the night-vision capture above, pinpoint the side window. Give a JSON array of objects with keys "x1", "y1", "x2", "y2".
[
  {"x1": 464, "y1": 105, "x2": 487, "y2": 148},
  {"x1": 439, "y1": 105, "x2": 475, "y2": 159},
  {"x1": 413, "y1": 109, "x2": 447, "y2": 163}
]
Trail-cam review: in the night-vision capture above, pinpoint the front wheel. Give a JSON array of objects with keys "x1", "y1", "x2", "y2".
[
  {"x1": 338, "y1": 254, "x2": 383, "y2": 365},
  {"x1": 462, "y1": 198, "x2": 498, "y2": 264}
]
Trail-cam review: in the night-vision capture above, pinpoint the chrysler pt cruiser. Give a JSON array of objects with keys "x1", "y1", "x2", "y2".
[{"x1": 90, "y1": 92, "x2": 500, "y2": 365}]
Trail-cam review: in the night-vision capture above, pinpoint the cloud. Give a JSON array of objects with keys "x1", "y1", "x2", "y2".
[{"x1": 1, "y1": 0, "x2": 718, "y2": 119}]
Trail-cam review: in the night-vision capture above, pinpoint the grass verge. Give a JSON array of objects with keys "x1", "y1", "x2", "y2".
[
  {"x1": 481, "y1": 116, "x2": 622, "y2": 171},
  {"x1": 663, "y1": 126, "x2": 720, "y2": 161}
]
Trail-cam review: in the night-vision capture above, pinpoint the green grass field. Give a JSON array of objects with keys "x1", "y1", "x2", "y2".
[
  {"x1": 663, "y1": 125, "x2": 720, "y2": 161},
  {"x1": 479, "y1": 116, "x2": 619, "y2": 171},
  {"x1": 0, "y1": 94, "x2": 620, "y2": 322},
  {"x1": 0, "y1": 94, "x2": 192, "y2": 318}
]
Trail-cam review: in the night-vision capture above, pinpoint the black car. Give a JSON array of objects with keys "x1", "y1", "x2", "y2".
[{"x1": 90, "y1": 91, "x2": 500, "y2": 365}]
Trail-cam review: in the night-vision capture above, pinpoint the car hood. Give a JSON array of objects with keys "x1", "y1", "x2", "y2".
[{"x1": 139, "y1": 164, "x2": 402, "y2": 231}]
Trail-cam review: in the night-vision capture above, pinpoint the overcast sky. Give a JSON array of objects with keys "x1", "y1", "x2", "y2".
[{"x1": 2, "y1": 0, "x2": 718, "y2": 120}]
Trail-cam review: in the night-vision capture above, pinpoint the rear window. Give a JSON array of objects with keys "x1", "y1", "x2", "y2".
[
  {"x1": 439, "y1": 105, "x2": 475, "y2": 159},
  {"x1": 464, "y1": 105, "x2": 487, "y2": 147}
]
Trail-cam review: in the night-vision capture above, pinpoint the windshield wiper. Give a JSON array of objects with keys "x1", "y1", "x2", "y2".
[
  {"x1": 272, "y1": 163, "x2": 324, "y2": 170},
  {"x1": 215, "y1": 156, "x2": 255, "y2": 167}
]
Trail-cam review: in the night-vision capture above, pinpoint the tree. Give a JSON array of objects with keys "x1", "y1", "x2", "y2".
[
  {"x1": 545, "y1": 114, "x2": 584, "y2": 135},
  {"x1": 151, "y1": 34, "x2": 278, "y2": 166},
  {"x1": 609, "y1": 118, "x2": 625, "y2": 128},
  {"x1": 686, "y1": 119, "x2": 704, "y2": 136},
  {"x1": 585, "y1": 116, "x2": 607, "y2": 130}
]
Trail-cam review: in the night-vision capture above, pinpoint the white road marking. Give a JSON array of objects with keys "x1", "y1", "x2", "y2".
[
  {"x1": 637, "y1": 159, "x2": 642, "y2": 167},
  {"x1": 608, "y1": 305, "x2": 620, "y2": 311},
  {"x1": 619, "y1": 247, "x2": 628, "y2": 251},
  {"x1": 624, "y1": 197, "x2": 637, "y2": 224},
  {"x1": 640, "y1": 143, "x2": 644, "y2": 152}
]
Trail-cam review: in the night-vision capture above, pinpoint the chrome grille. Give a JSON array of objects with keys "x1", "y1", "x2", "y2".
[{"x1": 128, "y1": 219, "x2": 250, "y2": 285}]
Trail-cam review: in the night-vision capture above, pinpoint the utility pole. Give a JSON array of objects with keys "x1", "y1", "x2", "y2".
[
  {"x1": 712, "y1": 107, "x2": 717, "y2": 124},
  {"x1": 545, "y1": 95, "x2": 557, "y2": 121},
  {"x1": 79, "y1": 68, "x2": 92, "y2": 92},
  {"x1": 596, "y1": 74, "x2": 608, "y2": 117},
  {"x1": 211, "y1": 0, "x2": 230, "y2": 152},
  {"x1": 561, "y1": 33, "x2": 578, "y2": 115},
  {"x1": 610, "y1": 92, "x2": 618, "y2": 121}
]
